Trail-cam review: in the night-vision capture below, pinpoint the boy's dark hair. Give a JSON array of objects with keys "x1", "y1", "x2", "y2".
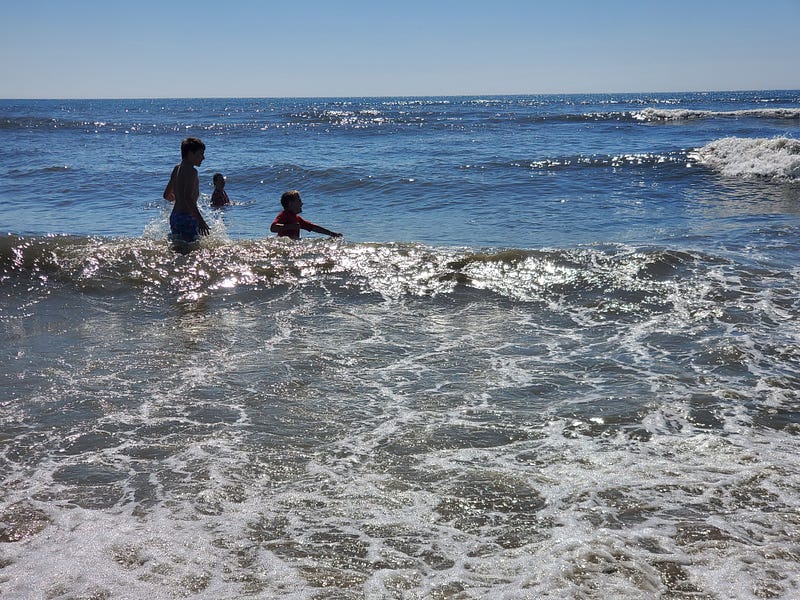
[
  {"x1": 181, "y1": 137, "x2": 205, "y2": 159},
  {"x1": 213, "y1": 173, "x2": 225, "y2": 183},
  {"x1": 281, "y1": 190, "x2": 301, "y2": 208}
]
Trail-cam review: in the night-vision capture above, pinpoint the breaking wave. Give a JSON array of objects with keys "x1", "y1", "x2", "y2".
[{"x1": 690, "y1": 137, "x2": 800, "y2": 181}]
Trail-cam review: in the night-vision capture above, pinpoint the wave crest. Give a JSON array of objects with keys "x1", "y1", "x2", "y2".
[
  {"x1": 0, "y1": 234, "x2": 704, "y2": 311},
  {"x1": 690, "y1": 137, "x2": 800, "y2": 181},
  {"x1": 634, "y1": 107, "x2": 800, "y2": 122}
]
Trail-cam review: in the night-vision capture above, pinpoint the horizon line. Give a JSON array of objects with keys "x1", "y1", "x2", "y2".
[{"x1": 2, "y1": 88, "x2": 799, "y2": 102}]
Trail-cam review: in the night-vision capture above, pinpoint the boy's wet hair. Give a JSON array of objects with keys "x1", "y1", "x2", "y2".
[
  {"x1": 181, "y1": 137, "x2": 205, "y2": 158},
  {"x1": 281, "y1": 190, "x2": 301, "y2": 208},
  {"x1": 213, "y1": 173, "x2": 225, "y2": 184}
]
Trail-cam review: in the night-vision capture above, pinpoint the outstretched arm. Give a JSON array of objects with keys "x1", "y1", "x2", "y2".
[{"x1": 312, "y1": 224, "x2": 342, "y2": 238}]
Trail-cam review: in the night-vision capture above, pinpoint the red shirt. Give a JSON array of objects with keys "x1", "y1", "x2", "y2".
[{"x1": 272, "y1": 210, "x2": 315, "y2": 239}]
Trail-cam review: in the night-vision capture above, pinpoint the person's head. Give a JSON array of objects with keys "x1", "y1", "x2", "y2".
[
  {"x1": 213, "y1": 173, "x2": 226, "y2": 189},
  {"x1": 181, "y1": 137, "x2": 206, "y2": 164},
  {"x1": 281, "y1": 190, "x2": 303, "y2": 213}
]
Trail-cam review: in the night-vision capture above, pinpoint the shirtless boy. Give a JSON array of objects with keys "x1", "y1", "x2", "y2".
[{"x1": 163, "y1": 137, "x2": 211, "y2": 242}]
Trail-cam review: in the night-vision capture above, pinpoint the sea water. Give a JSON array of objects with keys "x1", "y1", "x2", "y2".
[{"x1": 1, "y1": 92, "x2": 800, "y2": 598}]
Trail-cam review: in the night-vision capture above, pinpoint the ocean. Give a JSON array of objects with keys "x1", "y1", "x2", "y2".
[{"x1": 1, "y1": 91, "x2": 800, "y2": 599}]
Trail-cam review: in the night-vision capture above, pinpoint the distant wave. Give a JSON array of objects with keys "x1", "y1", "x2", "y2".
[
  {"x1": 0, "y1": 116, "x2": 216, "y2": 134},
  {"x1": 690, "y1": 137, "x2": 800, "y2": 181},
  {"x1": 4, "y1": 107, "x2": 798, "y2": 133},
  {"x1": 7, "y1": 165, "x2": 71, "y2": 177},
  {"x1": 634, "y1": 107, "x2": 800, "y2": 122},
  {"x1": 279, "y1": 107, "x2": 800, "y2": 128},
  {"x1": 287, "y1": 108, "x2": 395, "y2": 127},
  {"x1": 11, "y1": 108, "x2": 798, "y2": 134},
  {"x1": 0, "y1": 117, "x2": 63, "y2": 130},
  {"x1": 0, "y1": 111, "x2": 653, "y2": 132},
  {"x1": 525, "y1": 150, "x2": 687, "y2": 170},
  {"x1": 0, "y1": 117, "x2": 121, "y2": 131},
  {"x1": 459, "y1": 150, "x2": 690, "y2": 174}
]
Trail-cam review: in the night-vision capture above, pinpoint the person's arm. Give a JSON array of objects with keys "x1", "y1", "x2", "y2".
[
  {"x1": 163, "y1": 165, "x2": 178, "y2": 201},
  {"x1": 311, "y1": 224, "x2": 342, "y2": 238},
  {"x1": 297, "y1": 215, "x2": 341, "y2": 238},
  {"x1": 195, "y1": 209, "x2": 211, "y2": 236},
  {"x1": 191, "y1": 173, "x2": 210, "y2": 236}
]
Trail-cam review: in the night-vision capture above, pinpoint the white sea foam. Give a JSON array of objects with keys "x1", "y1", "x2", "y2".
[
  {"x1": 2, "y1": 261, "x2": 799, "y2": 598},
  {"x1": 634, "y1": 107, "x2": 800, "y2": 121},
  {"x1": 690, "y1": 136, "x2": 800, "y2": 181}
]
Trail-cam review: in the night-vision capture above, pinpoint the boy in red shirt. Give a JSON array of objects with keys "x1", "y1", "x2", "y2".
[{"x1": 270, "y1": 190, "x2": 342, "y2": 239}]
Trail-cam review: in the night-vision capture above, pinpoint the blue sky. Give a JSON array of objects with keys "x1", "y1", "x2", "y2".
[{"x1": 2, "y1": 0, "x2": 798, "y2": 98}]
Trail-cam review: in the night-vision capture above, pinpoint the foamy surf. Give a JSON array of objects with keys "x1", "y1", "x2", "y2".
[
  {"x1": 635, "y1": 107, "x2": 800, "y2": 121},
  {"x1": 691, "y1": 136, "x2": 800, "y2": 181}
]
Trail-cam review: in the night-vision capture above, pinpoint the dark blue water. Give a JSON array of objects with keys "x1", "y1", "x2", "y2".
[{"x1": 1, "y1": 92, "x2": 800, "y2": 599}]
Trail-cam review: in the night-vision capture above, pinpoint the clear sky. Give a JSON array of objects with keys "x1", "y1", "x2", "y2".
[{"x1": 2, "y1": 0, "x2": 798, "y2": 99}]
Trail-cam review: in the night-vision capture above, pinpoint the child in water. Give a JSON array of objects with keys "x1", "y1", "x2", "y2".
[
  {"x1": 270, "y1": 190, "x2": 342, "y2": 239},
  {"x1": 210, "y1": 172, "x2": 231, "y2": 207}
]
